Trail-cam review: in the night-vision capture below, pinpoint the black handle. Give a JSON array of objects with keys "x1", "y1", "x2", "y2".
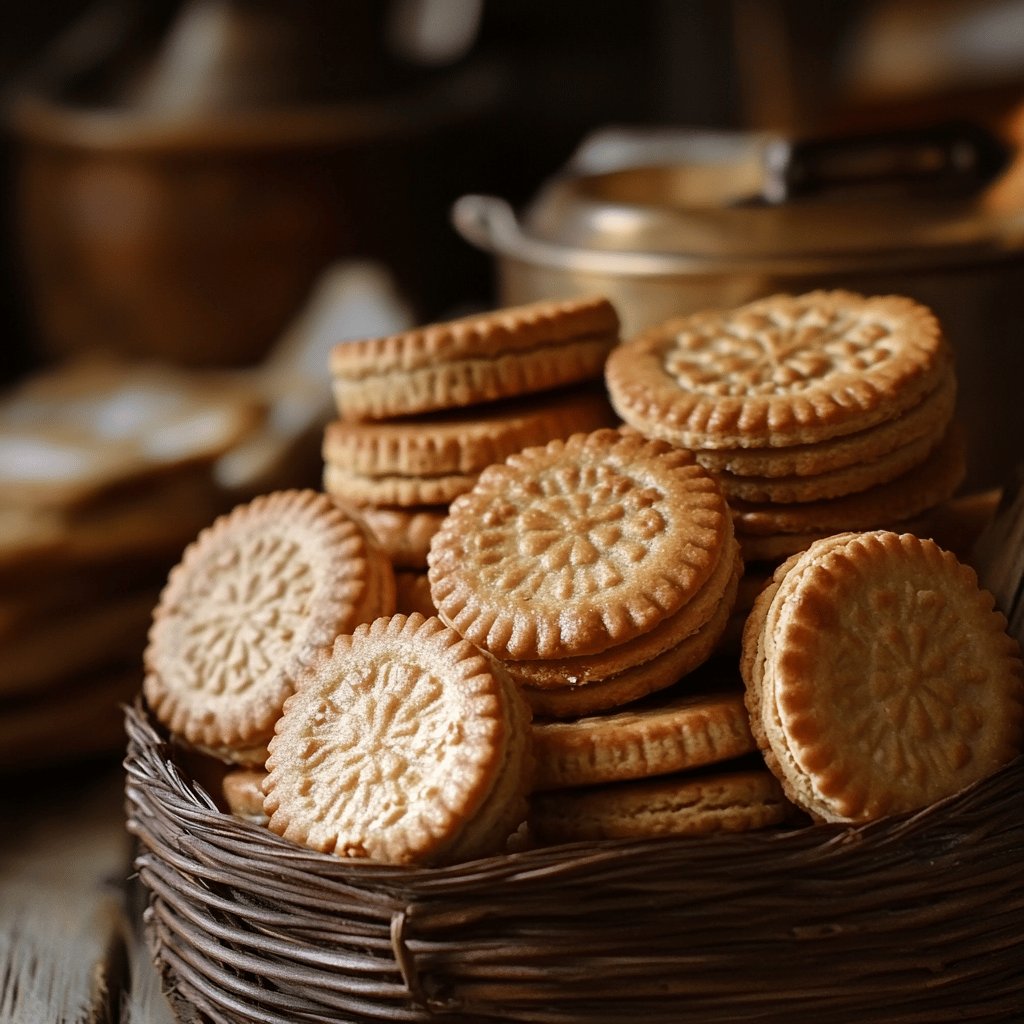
[{"x1": 761, "y1": 121, "x2": 1011, "y2": 204}]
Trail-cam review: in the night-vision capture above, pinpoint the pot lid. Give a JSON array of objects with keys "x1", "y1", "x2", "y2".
[{"x1": 521, "y1": 126, "x2": 1024, "y2": 263}]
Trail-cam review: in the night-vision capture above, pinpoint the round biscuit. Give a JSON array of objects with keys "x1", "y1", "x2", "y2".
[
  {"x1": 524, "y1": 563, "x2": 739, "y2": 719},
  {"x1": 506, "y1": 541, "x2": 741, "y2": 689},
  {"x1": 263, "y1": 614, "x2": 531, "y2": 865},
  {"x1": 694, "y1": 365, "x2": 956, "y2": 478},
  {"x1": 742, "y1": 531, "x2": 1024, "y2": 823},
  {"x1": 359, "y1": 506, "x2": 447, "y2": 569},
  {"x1": 716, "y1": 426, "x2": 944, "y2": 504},
  {"x1": 321, "y1": 387, "x2": 617, "y2": 477},
  {"x1": 428, "y1": 428, "x2": 731, "y2": 661},
  {"x1": 144, "y1": 489, "x2": 395, "y2": 754},
  {"x1": 221, "y1": 768, "x2": 269, "y2": 823},
  {"x1": 331, "y1": 296, "x2": 619, "y2": 420},
  {"x1": 532, "y1": 685, "x2": 756, "y2": 791},
  {"x1": 323, "y1": 461, "x2": 478, "y2": 508},
  {"x1": 529, "y1": 768, "x2": 790, "y2": 843},
  {"x1": 606, "y1": 290, "x2": 949, "y2": 450},
  {"x1": 730, "y1": 425, "x2": 965, "y2": 537}
]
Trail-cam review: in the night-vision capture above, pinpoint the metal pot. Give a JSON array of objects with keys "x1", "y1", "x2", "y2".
[{"x1": 453, "y1": 126, "x2": 1024, "y2": 490}]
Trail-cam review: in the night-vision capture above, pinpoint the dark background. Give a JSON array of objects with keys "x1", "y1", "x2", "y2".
[{"x1": 1, "y1": 0, "x2": 1021, "y2": 382}]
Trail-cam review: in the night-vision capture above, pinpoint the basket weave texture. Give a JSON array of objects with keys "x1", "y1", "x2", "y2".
[{"x1": 124, "y1": 700, "x2": 1024, "y2": 1024}]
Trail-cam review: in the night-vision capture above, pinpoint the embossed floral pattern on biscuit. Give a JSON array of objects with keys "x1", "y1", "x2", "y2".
[
  {"x1": 479, "y1": 463, "x2": 667, "y2": 601},
  {"x1": 428, "y1": 431, "x2": 730, "y2": 660},
  {"x1": 293, "y1": 660, "x2": 470, "y2": 833},
  {"x1": 263, "y1": 615, "x2": 512, "y2": 863},
  {"x1": 824, "y1": 581, "x2": 985, "y2": 785},
  {"x1": 667, "y1": 303, "x2": 894, "y2": 397},
  {"x1": 179, "y1": 533, "x2": 314, "y2": 695}
]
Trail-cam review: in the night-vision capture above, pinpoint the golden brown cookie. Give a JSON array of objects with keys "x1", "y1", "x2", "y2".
[
  {"x1": 693, "y1": 364, "x2": 956, "y2": 478},
  {"x1": 522, "y1": 565, "x2": 739, "y2": 719},
  {"x1": 322, "y1": 462, "x2": 477, "y2": 508},
  {"x1": 358, "y1": 506, "x2": 447, "y2": 569},
  {"x1": 322, "y1": 387, "x2": 617, "y2": 478},
  {"x1": 331, "y1": 296, "x2": 620, "y2": 421},
  {"x1": 741, "y1": 530, "x2": 1024, "y2": 823},
  {"x1": 532, "y1": 685, "x2": 756, "y2": 791},
  {"x1": 221, "y1": 768, "x2": 269, "y2": 823},
  {"x1": 529, "y1": 768, "x2": 789, "y2": 843},
  {"x1": 506, "y1": 542, "x2": 741, "y2": 689},
  {"x1": 729, "y1": 426, "x2": 965, "y2": 539},
  {"x1": 605, "y1": 290, "x2": 949, "y2": 450},
  {"x1": 428, "y1": 428, "x2": 730, "y2": 661},
  {"x1": 144, "y1": 489, "x2": 395, "y2": 760},
  {"x1": 263, "y1": 614, "x2": 533, "y2": 865},
  {"x1": 716, "y1": 426, "x2": 944, "y2": 504}
]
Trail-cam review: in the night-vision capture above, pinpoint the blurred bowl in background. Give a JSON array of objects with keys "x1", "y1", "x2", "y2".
[{"x1": 7, "y1": 0, "x2": 494, "y2": 369}]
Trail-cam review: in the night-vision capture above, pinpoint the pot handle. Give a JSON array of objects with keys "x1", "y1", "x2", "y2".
[
  {"x1": 450, "y1": 193, "x2": 521, "y2": 255},
  {"x1": 762, "y1": 120, "x2": 1010, "y2": 204},
  {"x1": 452, "y1": 193, "x2": 701, "y2": 274}
]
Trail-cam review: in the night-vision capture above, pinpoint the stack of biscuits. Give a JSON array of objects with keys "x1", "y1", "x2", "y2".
[
  {"x1": 323, "y1": 297, "x2": 621, "y2": 615},
  {"x1": 0, "y1": 358, "x2": 266, "y2": 771},
  {"x1": 427, "y1": 427, "x2": 789, "y2": 842},
  {"x1": 605, "y1": 290, "x2": 964, "y2": 638},
  {"x1": 134, "y1": 289, "x2": 1024, "y2": 862}
]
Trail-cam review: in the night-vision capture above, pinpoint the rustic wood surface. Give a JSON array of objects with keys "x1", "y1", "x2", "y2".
[{"x1": 0, "y1": 759, "x2": 177, "y2": 1024}]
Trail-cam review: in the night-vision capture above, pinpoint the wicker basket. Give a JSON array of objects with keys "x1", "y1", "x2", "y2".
[{"x1": 124, "y1": 700, "x2": 1024, "y2": 1024}]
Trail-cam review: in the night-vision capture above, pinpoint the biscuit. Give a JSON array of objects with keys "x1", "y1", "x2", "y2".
[
  {"x1": 506, "y1": 542, "x2": 741, "y2": 689},
  {"x1": 529, "y1": 767, "x2": 790, "y2": 843},
  {"x1": 331, "y1": 296, "x2": 619, "y2": 420},
  {"x1": 532, "y1": 684, "x2": 756, "y2": 791},
  {"x1": 263, "y1": 614, "x2": 533, "y2": 865},
  {"x1": 221, "y1": 769, "x2": 270, "y2": 824},
  {"x1": 523, "y1": 565, "x2": 739, "y2": 719},
  {"x1": 716, "y1": 426, "x2": 944, "y2": 504},
  {"x1": 359, "y1": 507, "x2": 447, "y2": 569},
  {"x1": 323, "y1": 461, "x2": 477, "y2": 508},
  {"x1": 322, "y1": 387, "x2": 617, "y2": 478},
  {"x1": 729, "y1": 426, "x2": 965, "y2": 539},
  {"x1": 692, "y1": 365, "x2": 956, "y2": 478},
  {"x1": 144, "y1": 489, "x2": 395, "y2": 758},
  {"x1": 428, "y1": 428, "x2": 730, "y2": 661},
  {"x1": 605, "y1": 290, "x2": 949, "y2": 450},
  {"x1": 741, "y1": 531, "x2": 1024, "y2": 823}
]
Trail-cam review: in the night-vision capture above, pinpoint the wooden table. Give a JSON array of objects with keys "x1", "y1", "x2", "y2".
[{"x1": 1, "y1": 758, "x2": 178, "y2": 1023}]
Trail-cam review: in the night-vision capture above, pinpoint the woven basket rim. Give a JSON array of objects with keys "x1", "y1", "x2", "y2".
[{"x1": 125, "y1": 697, "x2": 1024, "y2": 1024}]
